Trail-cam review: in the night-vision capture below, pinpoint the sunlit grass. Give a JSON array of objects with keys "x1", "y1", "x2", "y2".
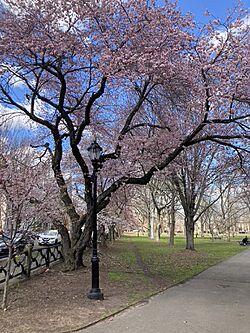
[{"x1": 107, "y1": 234, "x2": 247, "y2": 286}]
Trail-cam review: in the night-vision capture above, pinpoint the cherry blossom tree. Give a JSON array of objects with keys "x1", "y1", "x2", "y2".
[
  {"x1": 0, "y1": 134, "x2": 60, "y2": 310},
  {"x1": 0, "y1": 0, "x2": 249, "y2": 269}
]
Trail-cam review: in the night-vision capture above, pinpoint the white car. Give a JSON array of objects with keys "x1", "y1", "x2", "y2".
[{"x1": 38, "y1": 230, "x2": 61, "y2": 246}]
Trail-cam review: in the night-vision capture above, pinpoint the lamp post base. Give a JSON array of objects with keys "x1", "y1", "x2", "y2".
[{"x1": 88, "y1": 288, "x2": 104, "y2": 300}]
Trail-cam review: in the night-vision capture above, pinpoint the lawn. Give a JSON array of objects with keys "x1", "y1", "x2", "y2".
[{"x1": 106, "y1": 234, "x2": 246, "y2": 290}]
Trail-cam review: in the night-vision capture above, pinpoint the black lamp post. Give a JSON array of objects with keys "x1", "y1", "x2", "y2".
[{"x1": 87, "y1": 140, "x2": 104, "y2": 300}]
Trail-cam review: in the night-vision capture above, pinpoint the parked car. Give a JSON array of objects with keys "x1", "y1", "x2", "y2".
[
  {"x1": 38, "y1": 230, "x2": 61, "y2": 246},
  {"x1": 0, "y1": 232, "x2": 34, "y2": 256},
  {"x1": 0, "y1": 239, "x2": 8, "y2": 256}
]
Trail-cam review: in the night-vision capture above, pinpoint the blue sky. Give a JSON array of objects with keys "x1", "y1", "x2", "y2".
[{"x1": 158, "y1": 0, "x2": 250, "y2": 23}]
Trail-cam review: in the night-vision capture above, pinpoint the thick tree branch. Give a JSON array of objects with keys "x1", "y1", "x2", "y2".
[{"x1": 75, "y1": 76, "x2": 107, "y2": 144}]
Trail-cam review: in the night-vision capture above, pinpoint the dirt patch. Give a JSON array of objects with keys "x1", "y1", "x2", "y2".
[
  {"x1": 0, "y1": 248, "x2": 167, "y2": 333},
  {"x1": 171, "y1": 250, "x2": 209, "y2": 266}
]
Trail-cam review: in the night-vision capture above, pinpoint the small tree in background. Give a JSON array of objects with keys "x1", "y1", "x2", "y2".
[{"x1": 0, "y1": 137, "x2": 61, "y2": 310}]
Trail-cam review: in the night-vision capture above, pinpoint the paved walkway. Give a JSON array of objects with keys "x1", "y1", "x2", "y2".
[{"x1": 79, "y1": 248, "x2": 250, "y2": 333}]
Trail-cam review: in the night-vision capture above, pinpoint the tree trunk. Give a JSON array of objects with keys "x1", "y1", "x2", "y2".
[
  {"x1": 168, "y1": 193, "x2": 176, "y2": 246},
  {"x1": 62, "y1": 240, "x2": 90, "y2": 271},
  {"x1": 227, "y1": 227, "x2": 231, "y2": 242},
  {"x1": 2, "y1": 246, "x2": 13, "y2": 310},
  {"x1": 168, "y1": 216, "x2": 175, "y2": 246},
  {"x1": 156, "y1": 211, "x2": 161, "y2": 242},
  {"x1": 58, "y1": 215, "x2": 92, "y2": 271},
  {"x1": 185, "y1": 215, "x2": 195, "y2": 250},
  {"x1": 62, "y1": 247, "x2": 77, "y2": 271},
  {"x1": 99, "y1": 225, "x2": 107, "y2": 248},
  {"x1": 200, "y1": 220, "x2": 205, "y2": 237},
  {"x1": 149, "y1": 213, "x2": 154, "y2": 240}
]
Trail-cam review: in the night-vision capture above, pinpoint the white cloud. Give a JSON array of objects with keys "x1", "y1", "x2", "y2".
[
  {"x1": 211, "y1": 15, "x2": 249, "y2": 48},
  {"x1": 0, "y1": 104, "x2": 33, "y2": 130}
]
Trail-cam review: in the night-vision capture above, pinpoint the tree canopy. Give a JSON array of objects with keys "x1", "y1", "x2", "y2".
[{"x1": 0, "y1": 0, "x2": 249, "y2": 268}]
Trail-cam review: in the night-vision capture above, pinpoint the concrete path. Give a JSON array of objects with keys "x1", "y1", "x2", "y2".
[{"x1": 79, "y1": 248, "x2": 250, "y2": 333}]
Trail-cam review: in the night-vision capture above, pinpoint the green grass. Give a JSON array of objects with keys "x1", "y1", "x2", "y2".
[
  {"x1": 108, "y1": 271, "x2": 130, "y2": 282},
  {"x1": 102, "y1": 234, "x2": 248, "y2": 308},
  {"x1": 107, "y1": 234, "x2": 247, "y2": 286}
]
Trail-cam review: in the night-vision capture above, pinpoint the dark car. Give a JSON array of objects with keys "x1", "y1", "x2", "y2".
[
  {"x1": 0, "y1": 232, "x2": 34, "y2": 256},
  {"x1": 0, "y1": 239, "x2": 9, "y2": 256}
]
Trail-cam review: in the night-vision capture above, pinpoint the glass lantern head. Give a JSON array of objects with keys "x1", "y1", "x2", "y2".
[{"x1": 87, "y1": 141, "x2": 103, "y2": 161}]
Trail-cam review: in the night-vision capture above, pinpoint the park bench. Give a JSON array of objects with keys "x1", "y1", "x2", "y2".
[{"x1": 239, "y1": 241, "x2": 250, "y2": 246}]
